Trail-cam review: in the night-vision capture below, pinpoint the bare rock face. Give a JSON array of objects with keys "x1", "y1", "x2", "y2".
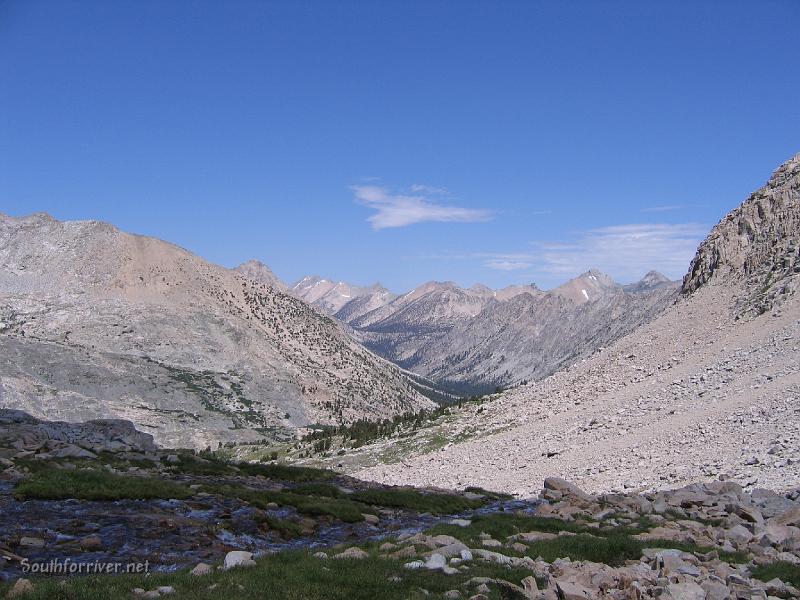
[
  {"x1": 0, "y1": 409, "x2": 157, "y2": 454},
  {"x1": 683, "y1": 153, "x2": 800, "y2": 315},
  {"x1": 0, "y1": 213, "x2": 431, "y2": 448}
]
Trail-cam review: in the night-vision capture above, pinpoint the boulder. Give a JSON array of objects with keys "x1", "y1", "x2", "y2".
[
  {"x1": 664, "y1": 581, "x2": 705, "y2": 600},
  {"x1": 223, "y1": 550, "x2": 256, "y2": 569},
  {"x1": 554, "y1": 579, "x2": 593, "y2": 599},
  {"x1": 772, "y1": 507, "x2": 800, "y2": 527},
  {"x1": 543, "y1": 477, "x2": 592, "y2": 501},
  {"x1": 426, "y1": 542, "x2": 469, "y2": 558}
]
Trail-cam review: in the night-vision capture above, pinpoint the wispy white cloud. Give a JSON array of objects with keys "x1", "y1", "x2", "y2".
[
  {"x1": 484, "y1": 258, "x2": 533, "y2": 271},
  {"x1": 352, "y1": 185, "x2": 493, "y2": 230},
  {"x1": 423, "y1": 223, "x2": 707, "y2": 286},
  {"x1": 530, "y1": 223, "x2": 707, "y2": 283}
]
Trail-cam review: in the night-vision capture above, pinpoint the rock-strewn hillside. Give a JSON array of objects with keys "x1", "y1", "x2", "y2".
[
  {"x1": 346, "y1": 153, "x2": 800, "y2": 497},
  {"x1": 0, "y1": 213, "x2": 432, "y2": 448}
]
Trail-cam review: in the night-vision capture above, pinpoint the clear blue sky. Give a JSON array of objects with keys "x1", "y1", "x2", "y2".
[{"x1": 2, "y1": 1, "x2": 798, "y2": 290}]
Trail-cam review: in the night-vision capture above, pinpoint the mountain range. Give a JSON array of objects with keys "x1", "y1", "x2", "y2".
[
  {"x1": 2, "y1": 153, "x2": 797, "y2": 460},
  {"x1": 347, "y1": 152, "x2": 800, "y2": 496},
  {"x1": 291, "y1": 269, "x2": 678, "y2": 394},
  {"x1": 0, "y1": 215, "x2": 432, "y2": 448}
]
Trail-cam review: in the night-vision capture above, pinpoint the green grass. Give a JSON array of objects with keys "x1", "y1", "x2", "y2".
[
  {"x1": 427, "y1": 513, "x2": 629, "y2": 542},
  {"x1": 168, "y1": 454, "x2": 236, "y2": 476},
  {"x1": 640, "y1": 538, "x2": 748, "y2": 564},
  {"x1": 13, "y1": 468, "x2": 192, "y2": 501},
  {"x1": 350, "y1": 488, "x2": 484, "y2": 513},
  {"x1": 463, "y1": 486, "x2": 514, "y2": 500},
  {"x1": 0, "y1": 548, "x2": 539, "y2": 600},
  {"x1": 235, "y1": 462, "x2": 336, "y2": 481},
  {"x1": 427, "y1": 513, "x2": 748, "y2": 567},
  {"x1": 751, "y1": 561, "x2": 800, "y2": 587},
  {"x1": 253, "y1": 513, "x2": 302, "y2": 536},
  {"x1": 524, "y1": 533, "x2": 643, "y2": 566},
  {"x1": 290, "y1": 483, "x2": 345, "y2": 498},
  {"x1": 205, "y1": 484, "x2": 366, "y2": 523}
]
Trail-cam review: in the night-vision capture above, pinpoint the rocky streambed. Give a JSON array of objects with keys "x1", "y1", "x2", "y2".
[{"x1": 0, "y1": 476, "x2": 537, "y2": 581}]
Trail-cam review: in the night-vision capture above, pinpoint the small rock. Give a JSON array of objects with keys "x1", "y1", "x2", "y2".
[
  {"x1": 424, "y1": 553, "x2": 446, "y2": 569},
  {"x1": 190, "y1": 563, "x2": 212, "y2": 576},
  {"x1": 335, "y1": 547, "x2": 369, "y2": 560},
  {"x1": 18, "y1": 537, "x2": 45, "y2": 548},
  {"x1": 362, "y1": 513, "x2": 380, "y2": 525}
]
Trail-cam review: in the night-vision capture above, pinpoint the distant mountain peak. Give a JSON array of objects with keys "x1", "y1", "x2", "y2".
[
  {"x1": 235, "y1": 259, "x2": 286, "y2": 291},
  {"x1": 469, "y1": 283, "x2": 493, "y2": 293},
  {"x1": 641, "y1": 270, "x2": 670, "y2": 284}
]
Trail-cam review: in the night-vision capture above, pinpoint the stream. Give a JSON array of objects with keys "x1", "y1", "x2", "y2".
[{"x1": 0, "y1": 479, "x2": 539, "y2": 581}]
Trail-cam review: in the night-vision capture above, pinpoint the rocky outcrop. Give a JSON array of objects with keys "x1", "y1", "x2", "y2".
[
  {"x1": 683, "y1": 153, "x2": 800, "y2": 315},
  {"x1": 0, "y1": 409, "x2": 157, "y2": 454}
]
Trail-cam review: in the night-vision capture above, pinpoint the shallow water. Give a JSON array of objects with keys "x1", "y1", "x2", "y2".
[{"x1": 0, "y1": 479, "x2": 538, "y2": 581}]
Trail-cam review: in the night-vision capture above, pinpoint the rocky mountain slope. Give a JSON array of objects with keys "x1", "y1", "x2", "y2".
[
  {"x1": 343, "y1": 153, "x2": 800, "y2": 496},
  {"x1": 234, "y1": 259, "x2": 287, "y2": 292},
  {"x1": 307, "y1": 271, "x2": 678, "y2": 395},
  {"x1": 408, "y1": 274, "x2": 678, "y2": 394},
  {"x1": 0, "y1": 213, "x2": 432, "y2": 448}
]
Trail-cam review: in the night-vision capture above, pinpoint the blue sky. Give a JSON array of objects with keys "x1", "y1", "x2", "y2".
[{"x1": 1, "y1": 1, "x2": 798, "y2": 291}]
